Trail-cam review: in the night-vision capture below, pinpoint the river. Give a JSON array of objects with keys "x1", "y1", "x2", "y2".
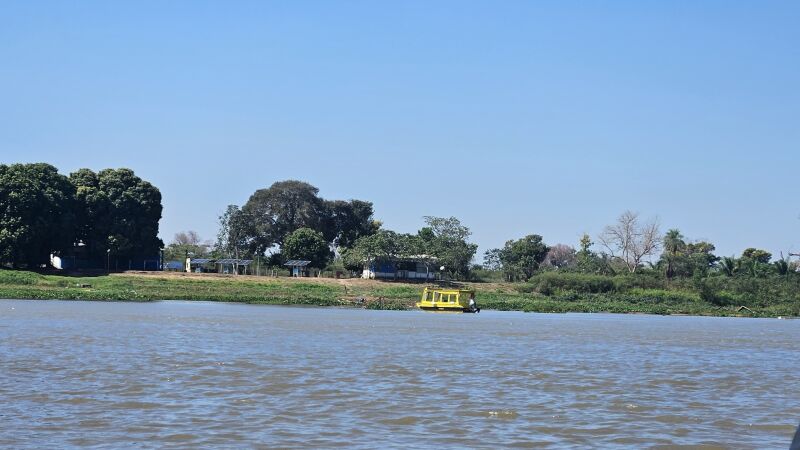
[{"x1": 0, "y1": 299, "x2": 798, "y2": 448}]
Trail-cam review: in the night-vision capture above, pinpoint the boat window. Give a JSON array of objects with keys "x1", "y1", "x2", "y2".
[{"x1": 433, "y1": 292, "x2": 440, "y2": 302}]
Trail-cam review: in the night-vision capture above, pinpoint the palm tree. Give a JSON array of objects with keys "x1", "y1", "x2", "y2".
[
  {"x1": 774, "y1": 259, "x2": 790, "y2": 276},
  {"x1": 719, "y1": 256, "x2": 738, "y2": 277},
  {"x1": 663, "y1": 229, "x2": 685, "y2": 280}
]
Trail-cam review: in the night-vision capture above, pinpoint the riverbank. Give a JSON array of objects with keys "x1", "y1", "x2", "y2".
[{"x1": 0, "y1": 270, "x2": 797, "y2": 317}]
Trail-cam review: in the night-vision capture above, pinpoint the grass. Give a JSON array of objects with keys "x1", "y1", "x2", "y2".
[{"x1": 0, "y1": 269, "x2": 797, "y2": 317}]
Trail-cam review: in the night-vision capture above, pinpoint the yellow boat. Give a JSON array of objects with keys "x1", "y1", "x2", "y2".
[{"x1": 416, "y1": 286, "x2": 479, "y2": 313}]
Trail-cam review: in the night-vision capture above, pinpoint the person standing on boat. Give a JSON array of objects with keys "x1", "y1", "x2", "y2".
[{"x1": 468, "y1": 293, "x2": 478, "y2": 313}]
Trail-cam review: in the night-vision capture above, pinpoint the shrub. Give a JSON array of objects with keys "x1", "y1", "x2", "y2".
[
  {"x1": 525, "y1": 272, "x2": 614, "y2": 295},
  {"x1": 0, "y1": 270, "x2": 42, "y2": 285}
]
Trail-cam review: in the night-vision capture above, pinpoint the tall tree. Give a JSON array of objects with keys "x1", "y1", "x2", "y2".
[
  {"x1": 241, "y1": 180, "x2": 327, "y2": 253},
  {"x1": 662, "y1": 229, "x2": 686, "y2": 280},
  {"x1": 422, "y1": 216, "x2": 478, "y2": 280},
  {"x1": 599, "y1": 211, "x2": 661, "y2": 273},
  {"x1": 71, "y1": 168, "x2": 163, "y2": 260},
  {"x1": 324, "y1": 199, "x2": 380, "y2": 249},
  {"x1": 215, "y1": 205, "x2": 251, "y2": 261},
  {"x1": 0, "y1": 163, "x2": 76, "y2": 267},
  {"x1": 490, "y1": 234, "x2": 549, "y2": 281},
  {"x1": 483, "y1": 248, "x2": 503, "y2": 271}
]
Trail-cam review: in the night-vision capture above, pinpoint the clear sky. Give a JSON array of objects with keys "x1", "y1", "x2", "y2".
[{"x1": 2, "y1": 1, "x2": 798, "y2": 260}]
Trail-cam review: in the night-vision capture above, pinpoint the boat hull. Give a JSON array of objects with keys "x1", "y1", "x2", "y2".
[{"x1": 417, "y1": 304, "x2": 479, "y2": 313}]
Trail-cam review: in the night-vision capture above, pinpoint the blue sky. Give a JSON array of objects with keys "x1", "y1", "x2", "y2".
[{"x1": 2, "y1": 1, "x2": 798, "y2": 260}]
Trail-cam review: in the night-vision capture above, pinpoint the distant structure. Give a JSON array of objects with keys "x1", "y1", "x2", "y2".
[
  {"x1": 361, "y1": 257, "x2": 436, "y2": 281},
  {"x1": 284, "y1": 260, "x2": 312, "y2": 277},
  {"x1": 184, "y1": 257, "x2": 253, "y2": 275}
]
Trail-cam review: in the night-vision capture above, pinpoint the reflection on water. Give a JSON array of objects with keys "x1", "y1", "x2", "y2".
[{"x1": 1, "y1": 300, "x2": 798, "y2": 448}]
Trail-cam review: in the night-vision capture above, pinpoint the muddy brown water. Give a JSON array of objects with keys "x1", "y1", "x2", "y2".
[{"x1": 1, "y1": 299, "x2": 798, "y2": 449}]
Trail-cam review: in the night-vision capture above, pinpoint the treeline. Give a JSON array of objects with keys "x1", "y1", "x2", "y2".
[
  {"x1": 481, "y1": 211, "x2": 796, "y2": 282},
  {"x1": 0, "y1": 163, "x2": 162, "y2": 268},
  {"x1": 170, "y1": 180, "x2": 479, "y2": 278}
]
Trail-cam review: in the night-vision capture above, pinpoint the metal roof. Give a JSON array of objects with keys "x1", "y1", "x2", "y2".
[
  {"x1": 189, "y1": 258, "x2": 213, "y2": 264},
  {"x1": 284, "y1": 260, "x2": 311, "y2": 267},
  {"x1": 216, "y1": 258, "x2": 253, "y2": 266}
]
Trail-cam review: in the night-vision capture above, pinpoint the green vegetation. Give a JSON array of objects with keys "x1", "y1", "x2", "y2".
[
  {"x1": 0, "y1": 269, "x2": 797, "y2": 317},
  {"x1": 1, "y1": 168, "x2": 798, "y2": 319},
  {"x1": 0, "y1": 271, "x2": 345, "y2": 305},
  {"x1": 282, "y1": 227, "x2": 332, "y2": 268},
  {"x1": 0, "y1": 163, "x2": 163, "y2": 268}
]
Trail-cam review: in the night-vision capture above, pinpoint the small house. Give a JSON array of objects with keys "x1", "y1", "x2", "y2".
[{"x1": 361, "y1": 257, "x2": 436, "y2": 281}]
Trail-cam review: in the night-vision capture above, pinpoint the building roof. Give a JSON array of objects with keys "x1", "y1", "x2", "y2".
[
  {"x1": 216, "y1": 258, "x2": 253, "y2": 266},
  {"x1": 190, "y1": 258, "x2": 214, "y2": 264},
  {"x1": 284, "y1": 260, "x2": 311, "y2": 267}
]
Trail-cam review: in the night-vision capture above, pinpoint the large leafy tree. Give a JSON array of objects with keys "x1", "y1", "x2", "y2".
[
  {"x1": 341, "y1": 230, "x2": 424, "y2": 271},
  {"x1": 421, "y1": 216, "x2": 478, "y2": 280},
  {"x1": 71, "y1": 168, "x2": 163, "y2": 259},
  {"x1": 658, "y1": 231, "x2": 718, "y2": 279},
  {"x1": 493, "y1": 234, "x2": 549, "y2": 281},
  {"x1": 69, "y1": 169, "x2": 108, "y2": 258},
  {"x1": 0, "y1": 163, "x2": 76, "y2": 267},
  {"x1": 324, "y1": 199, "x2": 380, "y2": 249},
  {"x1": 241, "y1": 180, "x2": 327, "y2": 253},
  {"x1": 282, "y1": 227, "x2": 332, "y2": 268},
  {"x1": 740, "y1": 248, "x2": 772, "y2": 277},
  {"x1": 238, "y1": 180, "x2": 378, "y2": 255},
  {"x1": 343, "y1": 230, "x2": 409, "y2": 264}
]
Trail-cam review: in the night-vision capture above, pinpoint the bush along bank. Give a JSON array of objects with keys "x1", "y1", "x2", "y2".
[{"x1": 0, "y1": 270, "x2": 797, "y2": 317}]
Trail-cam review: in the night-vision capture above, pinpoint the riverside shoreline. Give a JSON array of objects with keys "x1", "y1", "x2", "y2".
[{"x1": 0, "y1": 270, "x2": 795, "y2": 318}]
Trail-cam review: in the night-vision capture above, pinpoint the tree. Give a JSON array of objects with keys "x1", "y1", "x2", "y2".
[
  {"x1": 421, "y1": 216, "x2": 478, "y2": 280},
  {"x1": 342, "y1": 230, "x2": 419, "y2": 268},
  {"x1": 740, "y1": 248, "x2": 772, "y2": 277},
  {"x1": 774, "y1": 258, "x2": 791, "y2": 276},
  {"x1": 575, "y1": 233, "x2": 609, "y2": 274},
  {"x1": 719, "y1": 256, "x2": 738, "y2": 277},
  {"x1": 69, "y1": 168, "x2": 107, "y2": 258},
  {"x1": 483, "y1": 248, "x2": 503, "y2": 271},
  {"x1": 492, "y1": 234, "x2": 549, "y2": 281},
  {"x1": 662, "y1": 229, "x2": 686, "y2": 280},
  {"x1": 282, "y1": 227, "x2": 332, "y2": 268},
  {"x1": 239, "y1": 180, "x2": 378, "y2": 254},
  {"x1": 163, "y1": 231, "x2": 212, "y2": 261},
  {"x1": 324, "y1": 199, "x2": 380, "y2": 249},
  {"x1": 741, "y1": 248, "x2": 771, "y2": 264},
  {"x1": 215, "y1": 205, "x2": 251, "y2": 273},
  {"x1": 683, "y1": 241, "x2": 719, "y2": 277},
  {"x1": 71, "y1": 168, "x2": 163, "y2": 260},
  {"x1": 543, "y1": 244, "x2": 576, "y2": 269},
  {"x1": 599, "y1": 211, "x2": 661, "y2": 273},
  {"x1": 241, "y1": 180, "x2": 327, "y2": 253},
  {"x1": 0, "y1": 163, "x2": 76, "y2": 267}
]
